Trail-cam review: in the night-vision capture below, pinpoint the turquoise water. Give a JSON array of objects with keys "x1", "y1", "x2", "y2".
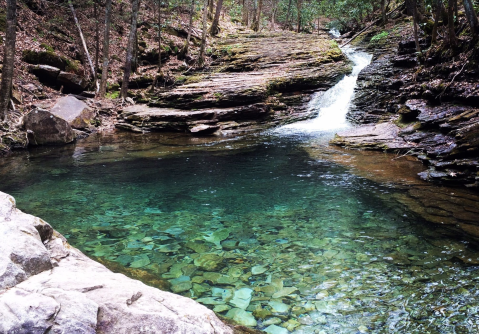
[
  {"x1": 2, "y1": 48, "x2": 479, "y2": 333},
  {"x1": 2, "y1": 131, "x2": 479, "y2": 333}
]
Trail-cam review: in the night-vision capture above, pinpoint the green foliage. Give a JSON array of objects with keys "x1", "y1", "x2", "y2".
[
  {"x1": 40, "y1": 43, "x2": 55, "y2": 53},
  {"x1": 370, "y1": 31, "x2": 389, "y2": 44},
  {"x1": 0, "y1": 9, "x2": 6, "y2": 33},
  {"x1": 64, "y1": 59, "x2": 80, "y2": 74},
  {"x1": 106, "y1": 91, "x2": 120, "y2": 99}
]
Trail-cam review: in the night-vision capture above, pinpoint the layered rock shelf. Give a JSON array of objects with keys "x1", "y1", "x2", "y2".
[
  {"x1": 0, "y1": 191, "x2": 233, "y2": 333},
  {"x1": 332, "y1": 32, "x2": 479, "y2": 188},
  {"x1": 117, "y1": 32, "x2": 352, "y2": 135}
]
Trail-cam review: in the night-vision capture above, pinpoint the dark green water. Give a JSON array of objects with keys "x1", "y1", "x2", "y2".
[{"x1": 1, "y1": 131, "x2": 479, "y2": 334}]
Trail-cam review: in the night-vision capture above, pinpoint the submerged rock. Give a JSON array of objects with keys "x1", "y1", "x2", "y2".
[
  {"x1": 264, "y1": 325, "x2": 289, "y2": 334},
  {"x1": 194, "y1": 253, "x2": 225, "y2": 271},
  {"x1": 225, "y1": 308, "x2": 257, "y2": 327},
  {"x1": 229, "y1": 288, "x2": 253, "y2": 309},
  {"x1": 0, "y1": 192, "x2": 233, "y2": 334}
]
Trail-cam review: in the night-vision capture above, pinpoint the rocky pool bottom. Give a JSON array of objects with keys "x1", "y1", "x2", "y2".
[{"x1": 2, "y1": 132, "x2": 479, "y2": 334}]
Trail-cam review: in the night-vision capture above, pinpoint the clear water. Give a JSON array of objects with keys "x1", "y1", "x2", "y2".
[{"x1": 1, "y1": 49, "x2": 479, "y2": 334}]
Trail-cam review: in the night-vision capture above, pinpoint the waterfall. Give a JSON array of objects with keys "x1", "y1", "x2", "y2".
[{"x1": 278, "y1": 47, "x2": 372, "y2": 134}]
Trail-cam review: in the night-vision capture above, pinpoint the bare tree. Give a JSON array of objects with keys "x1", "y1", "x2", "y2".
[
  {"x1": 431, "y1": 0, "x2": 443, "y2": 44},
  {"x1": 179, "y1": 0, "x2": 195, "y2": 57},
  {"x1": 296, "y1": 0, "x2": 302, "y2": 32},
  {"x1": 447, "y1": 0, "x2": 456, "y2": 46},
  {"x1": 158, "y1": 0, "x2": 162, "y2": 70},
  {"x1": 285, "y1": 0, "x2": 293, "y2": 29},
  {"x1": 208, "y1": 0, "x2": 214, "y2": 19},
  {"x1": 251, "y1": 0, "x2": 263, "y2": 31},
  {"x1": 463, "y1": 0, "x2": 479, "y2": 38},
  {"x1": 412, "y1": 0, "x2": 422, "y2": 54},
  {"x1": 98, "y1": 0, "x2": 113, "y2": 97},
  {"x1": 94, "y1": 0, "x2": 100, "y2": 79},
  {"x1": 0, "y1": 0, "x2": 17, "y2": 121},
  {"x1": 198, "y1": 0, "x2": 209, "y2": 67},
  {"x1": 210, "y1": 0, "x2": 224, "y2": 36},
  {"x1": 242, "y1": 0, "x2": 248, "y2": 26},
  {"x1": 120, "y1": 0, "x2": 140, "y2": 99},
  {"x1": 381, "y1": 0, "x2": 387, "y2": 25}
]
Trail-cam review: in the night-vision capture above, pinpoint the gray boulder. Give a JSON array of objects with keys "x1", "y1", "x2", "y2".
[
  {"x1": 50, "y1": 96, "x2": 96, "y2": 130},
  {"x1": 0, "y1": 192, "x2": 233, "y2": 334},
  {"x1": 23, "y1": 108, "x2": 76, "y2": 145}
]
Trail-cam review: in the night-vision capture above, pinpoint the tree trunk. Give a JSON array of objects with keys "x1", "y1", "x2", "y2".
[
  {"x1": 463, "y1": 0, "x2": 479, "y2": 37},
  {"x1": 0, "y1": 0, "x2": 16, "y2": 121},
  {"x1": 381, "y1": 0, "x2": 387, "y2": 25},
  {"x1": 210, "y1": 0, "x2": 224, "y2": 36},
  {"x1": 69, "y1": 1, "x2": 96, "y2": 80},
  {"x1": 448, "y1": 0, "x2": 456, "y2": 46},
  {"x1": 132, "y1": 28, "x2": 139, "y2": 72},
  {"x1": 242, "y1": 0, "x2": 248, "y2": 26},
  {"x1": 296, "y1": 0, "x2": 302, "y2": 33},
  {"x1": 120, "y1": 0, "x2": 140, "y2": 99},
  {"x1": 94, "y1": 0, "x2": 101, "y2": 80},
  {"x1": 208, "y1": 0, "x2": 214, "y2": 20},
  {"x1": 251, "y1": 0, "x2": 263, "y2": 31},
  {"x1": 412, "y1": 0, "x2": 422, "y2": 54},
  {"x1": 180, "y1": 0, "x2": 195, "y2": 57},
  {"x1": 271, "y1": 7, "x2": 276, "y2": 31},
  {"x1": 285, "y1": 0, "x2": 292, "y2": 29},
  {"x1": 198, "y1": 0, "x2": 208, "y2": 67},
  {"x1": 98, "y1": 0, "x2": 113, "y2": 98},
  {"x1": 405, "y1": 0, "x2": 415, "y2": 15},
  {"x1": 158, "y1": 0, "x2": 162, "y2": 69},
  {"x1": 431, "y1": 0, "x2": 443, "y2": 44}
]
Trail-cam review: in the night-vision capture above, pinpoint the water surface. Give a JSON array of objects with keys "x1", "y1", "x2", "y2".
[{"x1": 1, "y1": 48, "x2": 479, "y2": 334}]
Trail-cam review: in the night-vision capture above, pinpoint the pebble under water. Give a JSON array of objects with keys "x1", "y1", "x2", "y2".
[
  {"x1": 2, "y1": 46, "x2": 479, "y2": 333},
  {"x1": 2, "y1": 132, "x2": 479, "y2": 334}
]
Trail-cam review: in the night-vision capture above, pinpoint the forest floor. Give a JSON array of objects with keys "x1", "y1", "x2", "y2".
[{"x1": 0, "y1": 0, "x2": 350, "y2": 151}]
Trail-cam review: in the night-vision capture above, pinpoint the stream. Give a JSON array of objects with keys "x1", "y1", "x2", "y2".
[{"x1": 2, "y1": 47, "x2": 479, "y2": 333}]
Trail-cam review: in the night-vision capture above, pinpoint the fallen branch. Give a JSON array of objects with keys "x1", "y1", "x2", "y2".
[
  {"x1": 436, "y1": 51, "x2": 472, "y2": 99},
  {"x1": 69, "y1": 1, "x2": 96, "y2": 82},
  {"x1": 341, "y1": 4, "x2": 403, "y2": 47}
]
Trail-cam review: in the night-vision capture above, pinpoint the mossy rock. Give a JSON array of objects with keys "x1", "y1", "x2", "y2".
[
  {"x1": 184, "y1": 75, "x2": 206, "y2": 84},
  {"x1": 22, "y1": 50, "x2": 68, "y2": 71}
]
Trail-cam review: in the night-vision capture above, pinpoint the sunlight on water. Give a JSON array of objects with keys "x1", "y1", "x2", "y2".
[{"x1": 279, "y1": 47, "x2": 372, "y2": 134}]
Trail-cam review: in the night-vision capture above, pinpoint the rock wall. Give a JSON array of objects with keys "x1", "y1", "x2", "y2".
[
  {"x1": 0, "y1": 191, "x2": 233, "y2": 334},
  {"x1": 333, "y1": 30, "x2": 479, "y2": 188}
]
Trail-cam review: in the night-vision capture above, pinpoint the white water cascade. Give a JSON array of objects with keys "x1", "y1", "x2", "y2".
[{"x1": 279, "y1": 45, "x2": 372, "y2": 134}]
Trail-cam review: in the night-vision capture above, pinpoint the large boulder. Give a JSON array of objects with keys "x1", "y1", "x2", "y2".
[
  {"x1": 23, "y1": 108, "x2": 76, "y2": 145},
  {"x1": 0, "y1": 191, "x2": 234, "y2": 334},
  {"x1": 57, "y1": 72, "x2": 89, "y2": 94},
  {"x1": 50, "y1": 96, "x2": 96, "y2": 130},
  {"x1": 22, "y1": 50, "x2": 68, "y2": 70}
]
